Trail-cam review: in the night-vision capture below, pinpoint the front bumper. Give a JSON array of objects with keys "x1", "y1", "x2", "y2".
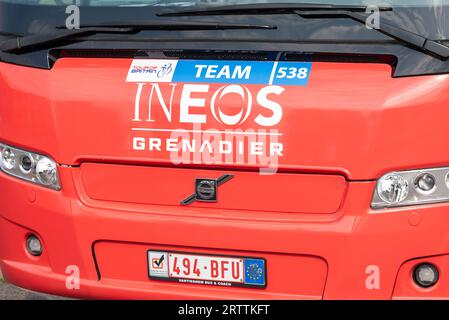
[{"x1": 1, "y1": 166, "x2": 449, "y2": 299}]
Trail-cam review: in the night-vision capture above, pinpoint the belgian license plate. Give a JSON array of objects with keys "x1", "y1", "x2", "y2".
[{"x1": 148, "y1": 250, "x2": 266, "y2": 288}]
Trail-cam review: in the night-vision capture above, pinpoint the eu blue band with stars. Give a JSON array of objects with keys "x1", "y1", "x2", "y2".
[{"x1": 244, "y1": 258, "x2": 266, "y2": 286}]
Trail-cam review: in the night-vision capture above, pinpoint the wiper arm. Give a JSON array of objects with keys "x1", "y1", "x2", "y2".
[
  {"x1": 157, "y1": 3, "x2": 392, "y2": 16},
  {"x1": 158, "y1": 3, "x2": 449, "y2": 59},
  {"x1": 0, "y1": 26, "x2": 132, "y2": 53},
  {"x1": 0, "y1": 21, "x2": 276, "y2": 53},
  {"x1": 75, "y1": 20, "x2": 275, "y2": 30},
  {"x1": 296, "y1": 10, "x2": 449, "y2": 59}
]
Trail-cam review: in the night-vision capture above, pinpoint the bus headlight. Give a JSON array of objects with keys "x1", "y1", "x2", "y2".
[
  {"x1": 372, "y1": 167, "x2": 449, "y2": 209},
  {"x1": 376, "y1": 173, "x2": 409, "y2": 205},
  {"x1": 0, "y1": 143, "x2": 60, "y2": 190}
]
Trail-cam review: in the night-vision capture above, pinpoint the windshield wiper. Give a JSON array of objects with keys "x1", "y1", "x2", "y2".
[
  {"x1": 157, "y1": 3, "x2": 393, "y2": 16},
  {"x1": 158, "y1": 3, "x2": 449, "y2": 59},
  {"x1": 297, "y1": 10, "x2": 449, "y2": 59},
  {"x1": 0, "y1": 21, "x2": 276, "y2": 53}
]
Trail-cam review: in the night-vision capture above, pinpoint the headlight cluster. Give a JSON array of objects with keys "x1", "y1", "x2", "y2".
[
  {"x1": 372, "y1": 167, "x2": 449, "y2": 209},
  {"x1": 0, "y1": 143, "x2": 60, "y2": 190}
]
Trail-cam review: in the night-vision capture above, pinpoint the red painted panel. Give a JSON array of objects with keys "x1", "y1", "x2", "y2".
[
  {"x1": 2, "y1": 59, "x2": 449, "y2": 179},
  {"x1": 81, "y1": 162, "x2": 346, "y2": 214},
  {"x1": 94, "y1": 241, "x2": 328, "y2": 299}
]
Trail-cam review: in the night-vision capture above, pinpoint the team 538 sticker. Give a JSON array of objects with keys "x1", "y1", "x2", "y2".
[
  {"x1": 126, "y1": 59, "x2": 311, "y2": 86},
  {"x1": 126, "y1": 58, "x2": 312, "y2": 171}
]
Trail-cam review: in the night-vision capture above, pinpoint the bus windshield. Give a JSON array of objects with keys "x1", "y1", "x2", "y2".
[{"x1": 0, "y1": 0, "x2": 447, "y2": 7}]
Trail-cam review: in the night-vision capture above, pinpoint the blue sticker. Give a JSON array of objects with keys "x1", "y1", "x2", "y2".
[
  {"x1": 270, "y1": 62, "x2": 312, "y2": 86},
  {"x1": 170, "y1": 60, "x2": 311, "y2": 86},
  {"x1": 244, "y1": 258, "x2": 266, "y2": 286}
]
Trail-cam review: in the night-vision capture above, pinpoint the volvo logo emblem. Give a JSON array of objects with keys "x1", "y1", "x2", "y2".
[
  {"x1": 196, "y1": 179, "x2": 217, "y2": 201},
  {"x1": 180, "y1": 174, "x2": 234, "y2": 206}
]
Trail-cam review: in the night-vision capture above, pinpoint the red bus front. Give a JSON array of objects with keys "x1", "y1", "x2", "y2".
[{"x1": 1, "y1": 0, "x2": 449, "y2": 299}]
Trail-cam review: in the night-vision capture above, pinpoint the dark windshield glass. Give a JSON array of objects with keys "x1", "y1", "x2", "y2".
[
  {"x1": 0, "y1": 0, "x2": 447, "y2": 7},
  {"x1": 1, "y1": 0, "x2": 449, "y2": 41}
]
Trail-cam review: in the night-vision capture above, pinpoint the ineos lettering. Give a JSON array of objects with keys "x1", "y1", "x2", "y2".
[{"x1": 133, "y1": 83, "x2": 284, "y2": 126}]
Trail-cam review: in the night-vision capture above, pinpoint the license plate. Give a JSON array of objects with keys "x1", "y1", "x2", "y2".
[{"x1": 148, "y1": 250, "x2": 266, "y2": 288}]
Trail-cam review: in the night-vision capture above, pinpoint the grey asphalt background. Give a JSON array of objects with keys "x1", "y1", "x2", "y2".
[{"x1": 0, "y1": 268, "x2": 69, "y2": 300}]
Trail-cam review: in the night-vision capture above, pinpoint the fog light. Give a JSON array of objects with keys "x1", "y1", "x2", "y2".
[
  {"x1": 413, "y1": 263, "x2": 438, "y2": 288},
  {"x1": 377, "y1": 173, "x2": 409, "y2": 204},
  {"x1": 26, "y1": 235, "x2": 42, "y2": 256}
]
